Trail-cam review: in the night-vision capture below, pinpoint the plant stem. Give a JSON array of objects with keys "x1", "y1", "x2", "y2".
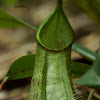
[
  {"x1": 57, "y1": 0, "x2": 62, "y2": 6},
  {"x1": 0, "y1": 8, "x2": 38, "y2": 30},
  {"x1": 88, "y1": 89, "x2": 95, "y2": 100},
  {"x1": 72, "y1": 43, "x2": 96, "y2": 61},
  {"x1": 29, "y1": 44, "x2": 76, "y2": 100}
]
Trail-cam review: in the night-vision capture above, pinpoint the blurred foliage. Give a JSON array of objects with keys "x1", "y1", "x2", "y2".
[
  {"x1": 0, "y1": 8, "x2": 38, "y2": 29},
  {"x1": 1, "y1": 0, "x2": 99, "y2": 30},
  {"x1": 72, "y1": 43, "x2": 96, "y2": 62},
  {"x1": 4, "y1": 0, "x2": 19, "y2": 5},
  {"x1": 72, "y1": 0, "x2": 100, "y2": 29},
  {"x1": 0, "y1": 0, "x2": 43, "y2": 6},
  {"x1": 0, "y1": 8, "x2": 25, "y2": 28}
]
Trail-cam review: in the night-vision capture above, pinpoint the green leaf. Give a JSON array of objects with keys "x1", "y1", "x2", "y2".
[
  {"x1": 71, "y1": 61, "x2": 91, "y2": 78},
  {"x1": 2, "y1": 56, "x2": 91, "y2": 82},
  {"x1": 0, "y1": 8, "x2": 38, "y2": 30},
  {"x1": 0, "y1": 54, "x2": 35, "y2": 90},
  {"x1": 2, "y1": 55, "x2": 91, "y2": 84},
  {"x1": 0, "y1": 53, "x2": 91, "y2": 90},
  {"x1": 76, "y1": 48, "x2": 100, "y2": 89},
  {"x1": 5, "y1": 54, "x2": 35, "y2": 80},
  {"x1": 72, "y1": 43, "x2": 96, "y2": 61},
  {"x1": 36, "y1": 1, "x2": 74, "y2": 51}
]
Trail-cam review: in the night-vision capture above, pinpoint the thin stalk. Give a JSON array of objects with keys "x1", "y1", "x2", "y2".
[
  {"x1": 0, "y1": 8, "x2": 38, "y2": 30},
  {"x1": 88, "y1": 89, "x2": 95, "y2": 100},
  {"x1": 72, "y1": 43, "x2": 96, "y2": 61},
  {"x1": 0, "y1": 76, "x2": 9, "y2": 91},
  {"x1": 57, "y1": 0, "x2": 62, "y2": 7}
]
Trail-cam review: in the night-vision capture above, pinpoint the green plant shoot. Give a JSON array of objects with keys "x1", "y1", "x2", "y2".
[{"x1": 29, "y1": 0, "x2": 76, "y2": 99}]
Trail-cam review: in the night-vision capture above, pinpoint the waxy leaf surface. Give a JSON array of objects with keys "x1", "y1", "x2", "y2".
[
  {"x1": 0, "y1": 54, "x2": 35, "y2": 90},
  {"x1": 71, "y1": 61, "x2": 91, "y2": 78},
  {"x1": 76, "y1": 48, "x2": 100, "y2": 89},
  {"x1": 6, "y1": 54, "x2": 35, "y2": 80},
  {"x1": 29, "y1": 44, "x2": 46, "y2": 100},
  {"x1": 36, "y1": 4, "x2": 74, "y2": 51},
  {"x1": 29, "y1": 44, "x2": 75, "y2": 100}
]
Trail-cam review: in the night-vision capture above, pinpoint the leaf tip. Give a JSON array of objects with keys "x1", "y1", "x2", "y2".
[
  {"x1": 0, "y1": 82, "x2": 4, "y2": 91},
  {"x1": 0, "y1": 76, "x2": 9, "y2": 91}
]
